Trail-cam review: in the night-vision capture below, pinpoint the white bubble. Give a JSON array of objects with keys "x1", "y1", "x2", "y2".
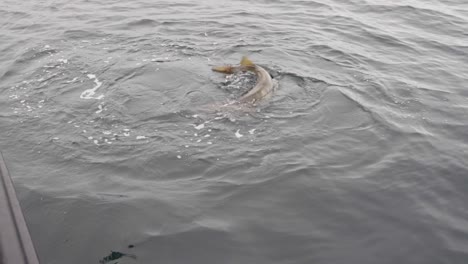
[
  {"x1": 96, "y1": 104, "x2": 104, "y2": 114},
  {"x1": 194, "y1": 123, "x2": 204, "y2": 130},
  {"x1": 235, "y1": 129, "x2": 243, "y2": 138}
]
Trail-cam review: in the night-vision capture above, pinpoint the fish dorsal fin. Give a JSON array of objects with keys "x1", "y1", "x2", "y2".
[{"x1": 240, "y1": 56, "x2": 255, "y2": 67}]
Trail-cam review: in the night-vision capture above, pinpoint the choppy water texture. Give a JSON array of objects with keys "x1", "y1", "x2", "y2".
[{"x1": 1, "y1": 0, "x2": 468, "y2": 263}]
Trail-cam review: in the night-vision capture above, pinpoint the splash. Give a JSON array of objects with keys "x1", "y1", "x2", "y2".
[{"x1": 80, "y1": 74, "x2": 104, "y2": 100}]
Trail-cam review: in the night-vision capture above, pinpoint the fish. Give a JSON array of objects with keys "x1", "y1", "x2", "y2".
[{"x1": 212, "y1": 56, "x2": 277, "y2": 104}]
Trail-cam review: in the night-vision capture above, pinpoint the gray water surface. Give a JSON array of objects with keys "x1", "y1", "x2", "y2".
[{"x1": 1, "y1": 0, "x2": 468, "y2": 263}]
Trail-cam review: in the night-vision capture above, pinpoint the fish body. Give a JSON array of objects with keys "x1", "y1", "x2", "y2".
[{"x1": 212, "y1": 57, "x2": 276, "y2": 104}]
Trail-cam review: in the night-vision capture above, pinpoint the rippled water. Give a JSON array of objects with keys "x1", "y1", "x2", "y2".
[{"x1": 1, "y1": 0, "x2": 468, "y2": 263}]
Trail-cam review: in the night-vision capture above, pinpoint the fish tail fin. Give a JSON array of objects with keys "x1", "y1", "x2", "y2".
[
  {"x1": 212, "y1": 65, "x2": 235, "y2": 73},
  {"x1": 240, "y1": 56, "x2": 255, "y2": 67}
]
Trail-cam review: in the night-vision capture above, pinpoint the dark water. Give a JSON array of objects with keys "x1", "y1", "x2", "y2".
[{"x1": 1, "y1": 0, "x2": 468, "y2": 263}]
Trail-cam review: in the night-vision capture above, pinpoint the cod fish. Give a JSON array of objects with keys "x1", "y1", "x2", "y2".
[{"x1": 212, "y1": 56, "x2": 277, "y2": 104}]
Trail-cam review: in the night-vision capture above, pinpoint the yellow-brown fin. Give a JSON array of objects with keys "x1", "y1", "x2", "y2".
[
  {"x1": 240, "y1": 56, "x2": 255, "y2": 67},
  {"x1": 212, "y1": 65, "x2": 234, "y2": 73}
]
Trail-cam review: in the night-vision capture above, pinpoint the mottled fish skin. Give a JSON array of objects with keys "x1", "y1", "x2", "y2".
[{"x1": 212, "y1": 56, "x2": 276, "y2": 104}]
